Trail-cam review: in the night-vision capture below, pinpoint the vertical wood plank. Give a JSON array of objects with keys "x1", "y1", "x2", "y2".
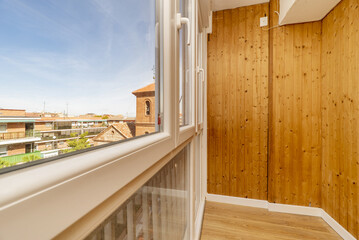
[
  {"x1": 268, "y1": 0, "x2": 322, "y2": 207},
  {"x1": 321, "y1": 0, "x2": 359, "y2": 238},
  {"x1": 207, "y1": 4, "x2": 269, "y2": 199}
]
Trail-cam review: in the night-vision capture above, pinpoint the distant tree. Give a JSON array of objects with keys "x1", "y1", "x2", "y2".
[
  {"x1": 102, "y1": 116, "x2": 109, "y2": 119},
  {"x1": 70, "y1": 132, "x2": 79, "y2": 138},
  {"x1": 63, "y1": 132, "x2": 91, "y2": 153}
]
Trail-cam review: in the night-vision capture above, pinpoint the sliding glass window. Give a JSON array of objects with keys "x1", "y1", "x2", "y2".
[
  {"x1": 0, "y1": 0, "x2": 163, "y2": 171},
  {"x1": 85, "y1": 145, "x2": 190, "y2": 240},
  {"x1": 197, "y1": 32, "x2": 204, "y2": 125}
]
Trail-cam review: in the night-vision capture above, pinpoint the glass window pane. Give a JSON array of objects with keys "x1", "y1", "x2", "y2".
[
  {"x1": 0, "y1": 0, "x2": 163, "y2": 171},
  {"x1": 85, "y1": 145, "x2": 190, "y2": 240}
]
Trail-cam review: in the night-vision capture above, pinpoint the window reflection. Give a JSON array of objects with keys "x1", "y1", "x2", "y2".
[
  {"x1": 86, "y1": 146, "x2": 190, "y2": 240},
  {"x1": 0, "y1": 0, "x2": 163, "y2": 170}
]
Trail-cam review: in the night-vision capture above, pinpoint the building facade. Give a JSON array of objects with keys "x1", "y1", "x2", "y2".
[
  {"x1": 132, "y1": 83, "x2": 156, "y2": 136},
  {"x1": 0, "y1": 109, "x2": 110, "y2": 159},
  {"x1": 92, "y1": 123, "x2": 135, "y2": 146},
  {"x1": 34, "y1": 118, "x2": 108, "y2": 155},
  {"x1": 0, "y1": 109, "x2": 41, "y2": 157}
]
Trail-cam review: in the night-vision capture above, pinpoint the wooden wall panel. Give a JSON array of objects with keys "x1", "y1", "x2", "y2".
[
  {"x1": 268, "y1": 0, "x2": 322, "y2": 207},
  {"x1": 321, "y1": 0, "x2": 359, "y2": 238},
  {"x1": 207, "y1": 4, "x2": 269, "y2": 199},
  {"x1": 207, "y1": 1, "x2": 358, "y2": 238}
]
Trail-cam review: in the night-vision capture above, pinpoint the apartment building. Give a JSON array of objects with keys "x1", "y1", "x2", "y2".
[
  {"x1": 107, "y1": 116, "x2": 136, "y2": 125},
  {"x1": 35, "y1": 118, "x2": 108, "y2": 155},
  {"x1": 0, "y1": 109, "x2": 109, "y2": 159},
  {"x1": 0, "y1": 109, "x2": 41, "y2": 157}
]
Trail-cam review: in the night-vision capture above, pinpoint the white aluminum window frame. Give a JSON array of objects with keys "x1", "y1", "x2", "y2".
[
  {"x1": 197, "y1": 32, "x2": 205, "y2": 130},
  {"x1": 0, "y1": 1, "x2": 176, "y2": 239},
  {"x1": 0, "y1": 0, "x2": 207, "y2": 239},
  {"x1": 177, "y1": 0, "x2": 197, "y2": 147}
]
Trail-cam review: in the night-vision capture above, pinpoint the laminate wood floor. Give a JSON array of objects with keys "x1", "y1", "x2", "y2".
[{"x1": 200, "y1": 201, "x2": 342, "y2": 240}]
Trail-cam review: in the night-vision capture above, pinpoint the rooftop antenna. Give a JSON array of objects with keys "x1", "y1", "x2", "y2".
[
  {"x1": 66, "y1": 102, "x2": 69, "y2": 117},
  {"x1": 43, "y1": 101, "x2": 46, "y2": 113}
]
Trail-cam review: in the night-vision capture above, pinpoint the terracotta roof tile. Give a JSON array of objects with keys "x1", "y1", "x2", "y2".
[
  {"x1": 112, "y1": 123, "x2": 135, "y2": 138},
  {"x1": 92, "y1": 122, "x2": 136, "y2": 142},
  {"x1": 132, "y1": 83, "x2": 155, "y2": 94}
]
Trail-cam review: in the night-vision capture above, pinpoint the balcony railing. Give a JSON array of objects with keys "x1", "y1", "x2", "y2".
[
  {"x1": 40, "y1": 129, "x2": 104, "y2": 141},
  {"x1": 53, "y1": 124, "x2": 107, "y2": 130},
  {"x1": 0, "y1": 130, "x2": 41, "y2": 141}
]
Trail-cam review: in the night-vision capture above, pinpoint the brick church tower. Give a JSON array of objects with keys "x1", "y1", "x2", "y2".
[{"x1": 132, "y1": 83, "x2": 156, "y2": 136}]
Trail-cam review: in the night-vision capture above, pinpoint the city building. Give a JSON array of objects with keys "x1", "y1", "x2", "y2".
[
  {"x1": 0, "y1": 109, "x2": 41, "y2": 157},
  {"x1": 0, "y1": 109, "x2": 109, "y2": 159},
  {"x1": 92, "y1": 123, "x2": 135, "y2": 146},
  {"x1": 107, "y1": 116, "x2": 135, "y2": 125},
  {"x1": 91, "y1": 82, "x2": 155, "y2": 145},
  {"x1": 132, "y1": 83, "x2": 156, "y2": 136},
  {"x1": 34, "y1": 117, "x2": 108, "y2": 156}
]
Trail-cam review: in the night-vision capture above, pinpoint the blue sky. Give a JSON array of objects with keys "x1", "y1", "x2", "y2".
[{"x1": 0, "y1": 0, "x2": 156, "y2": 117}]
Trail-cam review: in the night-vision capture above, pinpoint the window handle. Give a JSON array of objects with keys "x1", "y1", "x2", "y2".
[
  {"x1": 176, "y1": 13, "x2": 191, "y2": 46},
  {"x1": 196, "y1": 66, "x2": 205, "y2": 82}
]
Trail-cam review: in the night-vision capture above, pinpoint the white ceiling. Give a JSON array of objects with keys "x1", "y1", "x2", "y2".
[
  {"x1": 212, "y1": 0, "x2": 269, "y2": 12},
  {"x1": 279, "y1": 0, "x2": 341, "y2": 25},
  {"x1": 210, "y1": 0, "x2": 341, "y2": 25}
]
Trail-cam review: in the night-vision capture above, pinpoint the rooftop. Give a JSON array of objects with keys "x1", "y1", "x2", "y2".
[
  {"x1": 112, "y1": 123, "x2": 136, "y2": 138},
  {"x1": 132, "y1": 83, "x2": 155, "y2": 95},
  {"x1": 36, "y1": 118, "x2": 108, "y2": 122}
]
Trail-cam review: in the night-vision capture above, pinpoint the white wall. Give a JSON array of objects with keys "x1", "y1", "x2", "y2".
[
  {"x1": 279, "y1": 0, "x2": 295, "y2": 17},
  {"x1": 279, "y1": 0, "x2": 341, "y2": 25},
  {"x1": 212, "y1": 0, "x2": 269, "y2": 11}
]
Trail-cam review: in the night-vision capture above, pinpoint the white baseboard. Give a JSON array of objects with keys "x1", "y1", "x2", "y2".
[
  {"x1": 321, "y1": 210, "x2": 357, "y2": 240},
  {"x1": 206, "y1": 193, "x2": 268, "y2": 209},
  {"x1": 268, "y1": 202, "x2": 322, "y2": 217},
  {"x1": 194, "y1": 199, "x2": 206, "y2": 240},
  {"x1": 205, "y1": 194, "x2": 357, "y2": 240}
]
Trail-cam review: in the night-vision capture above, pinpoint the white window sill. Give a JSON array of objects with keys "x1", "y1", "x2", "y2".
[
  {"x1": 0, "y1": 132, "x2": 175, "y2": 240},
  {"x1": 179, "y1": 125, "x2": 195, "y2": 146}
]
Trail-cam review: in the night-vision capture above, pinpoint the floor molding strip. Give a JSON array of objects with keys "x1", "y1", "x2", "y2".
[
  {"x1": 194, "y1": 199, "x2": 206, "y2": 240},
  {"x1": 206, "y1": 193, "x2": 268, "y2": 209},
  {"x1": 205, "y1": 194, "x2": 357, "y2": 240},
  {"x1": 321, "y1": 210, "x2": 356, "y2": 240},
  {"x1": 268, "y1": 202, "x2": 322, "y2": 217}
]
